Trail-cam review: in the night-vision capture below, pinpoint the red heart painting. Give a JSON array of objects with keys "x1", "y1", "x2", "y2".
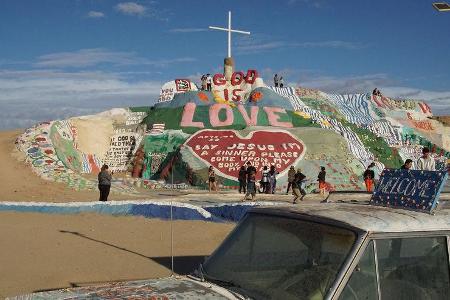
[{"x1": 184, "y1": 129, "x2": 306, "y2": 181}]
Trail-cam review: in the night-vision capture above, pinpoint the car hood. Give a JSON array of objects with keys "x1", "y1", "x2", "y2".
[{"x1": 8, "y1": 276, "x2": 241, "y2": 299}]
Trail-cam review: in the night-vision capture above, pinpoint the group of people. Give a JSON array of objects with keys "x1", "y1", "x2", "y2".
[
  {"x1": 236, "y1": 162, "x2": 328, "y2": 203},
  {"x1": 200, "y1": 74, "x2": 213, "y2": 91},
  {"x1": 238, "y1": 163, "x2": 281, "y2": 200},
  {"x1": 288, "y1": 166, "x2": 327, "y2": 203},
  {"x1": 372, "y1": 88, "x2": 382, "y2": 97},
  {"x1": 97, "y1": 161, "x2": 332, "y2": 204},
  {"x1": 99, "y1": 148, "x2": 438, "y2": 201},
  {"x1": 260, "y1": 165, "x2": 279, "y2": 194},
  {"x1": 273, "y1": 74, "x2": 285, "y2": 88},
  {"x1": 363, "y1": 147, "x2": 436, "y2": 192}
]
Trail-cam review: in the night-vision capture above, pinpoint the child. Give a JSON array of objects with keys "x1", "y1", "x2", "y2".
[
  {"x1": 317, "y1": 166, "x2": 326, "y2": 196},
  {"x1": 208, "y1": 166, "x2": 217, "y2": 192},
  {"x1": 363, "y1": 163, "x2": 375, "y2": 192}
]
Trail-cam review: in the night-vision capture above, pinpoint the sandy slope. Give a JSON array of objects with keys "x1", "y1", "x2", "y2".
[
  {"x1": 0, "y1": 212, "x2": 234, "y2": 298},
  {"x1": 0, "y1": 130, "x2": 234, "y2": 298},
  {"x1": 0, "y1": 130, "x2": 142, "y2": 202}
]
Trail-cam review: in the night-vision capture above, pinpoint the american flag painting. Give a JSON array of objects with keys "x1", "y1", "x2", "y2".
[{"x1": 148, "y1": 123, "x2": 165, "y2": 135}]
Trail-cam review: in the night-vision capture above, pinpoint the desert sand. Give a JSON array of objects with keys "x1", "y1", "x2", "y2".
[
  {"x1": 0, "y1": 212, "x2": 234, "y2": 298},
  {"x1": 1, "y1": 129, "x2": 139, "y2": 202},
  {"x1": 0, "y1": 130, "x2": 235, "y2": 298}
]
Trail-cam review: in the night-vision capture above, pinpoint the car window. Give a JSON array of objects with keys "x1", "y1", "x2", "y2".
[
  {"x1": 203, "y1": 214, "x2": 357, "y2": 300},
  {"x1": 376, "y1": 236, "x2": 450, "y2": 300},
  {"x1": 339, "y1": 240, "x2": 378, "y2": 300}
]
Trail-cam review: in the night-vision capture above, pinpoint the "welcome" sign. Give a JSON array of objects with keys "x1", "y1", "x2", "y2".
[{"x1": 370, "y1": 168, "x2": 448, "y2": 213}]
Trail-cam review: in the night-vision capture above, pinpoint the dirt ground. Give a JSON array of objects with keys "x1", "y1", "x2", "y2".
[
  {"x1": 0, "y1": 212, "x2": 234, "y2": 298},
  {"x1": 0, "y1": 130, "x2": 235, "y2": 298},
  {"x1": 0, "y1": 129, "x2": 146, "y2": 202}
]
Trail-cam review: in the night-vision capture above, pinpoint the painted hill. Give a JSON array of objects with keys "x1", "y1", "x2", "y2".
[{"x1": 15, "y1": 69, "x2": 450, "y2": 194}]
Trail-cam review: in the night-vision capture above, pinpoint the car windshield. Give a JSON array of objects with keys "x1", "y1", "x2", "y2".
[{"x1": 203, "y1": 213, "x2": 357, "y2": 300}]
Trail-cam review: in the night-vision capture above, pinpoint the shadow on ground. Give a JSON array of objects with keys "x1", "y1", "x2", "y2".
[
  {"x1": 30, "y1": 231, "x2": 207, "y2": 292},
  {"x1": 59, "y1": 230, "x2": 206, "y2": 277}
]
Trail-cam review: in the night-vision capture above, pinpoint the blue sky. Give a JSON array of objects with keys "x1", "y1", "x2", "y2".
[{"x1": 0, "y1": 0, "x2": 449, "y2": 129}]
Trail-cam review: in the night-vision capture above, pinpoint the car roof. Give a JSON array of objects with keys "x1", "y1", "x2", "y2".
[{"x1": 250, "y1": 201, "x2": 450, "y2": 233}]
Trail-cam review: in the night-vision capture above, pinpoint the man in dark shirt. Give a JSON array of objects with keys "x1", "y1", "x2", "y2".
[
  {"x1": 246, "y1": 161, "x2": 256, "y2": 178},
  {"x1": 238, "y1": 166, "x2": 247, "y2": 193},
  {"x1": 293, "y1": 169, "x2": 307, "y2": 204}
]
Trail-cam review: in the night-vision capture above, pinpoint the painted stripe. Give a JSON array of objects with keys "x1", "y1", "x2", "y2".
[{"x1": 0, "y1": 200, "x2": 283, "y2": 222}]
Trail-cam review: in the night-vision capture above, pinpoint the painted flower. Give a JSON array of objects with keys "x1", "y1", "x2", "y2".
[
  {"x1": 320, "y1": 120, "x2": 331, "y2": 128},
  {"x1": 294, "y1": 111, "x2": 311, "y2": 119},
  {"x1": 197, "y1": 92, "x2": 209, "y2": 103},
  {"x1": 251, "y1": 91, "x2": 263, "y2": 102},
  {"x1": 212, "y1": 91, "x2": 236, "y2": 108}
]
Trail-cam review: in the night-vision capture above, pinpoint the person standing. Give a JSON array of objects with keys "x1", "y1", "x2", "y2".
[
  {"x1": 98, "y1": 164, "x2": 112, "y2": 202},
  {"x1": 274, "y1": 74, "x2": 279, "y2": 87},
  {"x1": 268, "y1": 165, "x2": 278, "y2": 194},
  {"x1": 286, "y1": 166, "x2": 296, "y2": 194},
  {"x1": 317, "y1": 166, "x2": 326, "y2": 196},
  {"x1": 206, "y1": 74, "x2": 212, "y2": 91},
  {"x1": 244, "y1": 170, "x2": 256, "y2": 201},
  {"x1": 201, "y1": 75, "x2": 207, "y2": 91},
  {"x1": 401, "y1": 159, "x2": 413, "y2": 170},
  {"x1": 416, "y1": 147, "x2": 436, "y2": 171},
  {"x1": 363, "y1": 162, "x2": 376, "y2": 192},
  {"x1": 246, "y1": 161, "x2": 256, "y2": 177},
  {"x1": 238, "y1": 165, "x2": 247, "y2": 194},
  {"x1": 208, "y1": 166, "x2": 217, "y2": 192},
  {"x1": 279, "y1": 76, "x2": 284, "y2": 88},
  {"x1": 293, "y1": 169, "x2": 307, "y2": 204},
  {"x1": 261, "y1": 165, "x2": 270, "y2": 193}
]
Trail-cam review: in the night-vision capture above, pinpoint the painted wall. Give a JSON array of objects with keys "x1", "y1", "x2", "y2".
[{"x1": 16, "y1": 69, "x2": 450, "y2": 194}]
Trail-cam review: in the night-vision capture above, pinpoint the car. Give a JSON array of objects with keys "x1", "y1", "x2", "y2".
[{"x1": 10, "y1": 200, "x2": 450, "y2": 299}]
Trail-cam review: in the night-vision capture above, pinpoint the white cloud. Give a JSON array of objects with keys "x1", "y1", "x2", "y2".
[
  {"x1": 291, "y1": 72, "x2": 450, "y2": 115},
  {"x1": 0, "y1": 70, "x2": 161, "y2": 129},
  {"x1": 0, "y1": 70, "x2": 161, "y2": 102},
  {"x1": 1, "y1": 62, "x2": 448, "y2": 130},
  {"x1": 87, "y1": 11, "x2": 105, "y2": 18},
  {"x1": 236, "y1": 41, "x2": 286, "y2": 53},
  {"x1": 381, "y1": 86, "x2": 450, "y2": 116},
  {"x1": 115, "y1": 2, "x2": 147, "y2": 16},
  {"x1": 235, "y1": 35, "x2": 364, "y2": 54},
  {"x1": 34, "y1": 48, "x2": 196, "y2": 68},
  {"x1": 169, "y1": 28, "x2": 208, "y2": 33},
  {"x1": 293, "y1": 40, "x2": 365, "y2": 50},
  {"x1": 288, "y1": 0, "x2": 326, "y2": 8},
  {"x1": 297, "y1": 73, "x2": 394, "y2": 93},
  {"x1": 36, "y1": 49, "x2": 136, "y2": 68}
]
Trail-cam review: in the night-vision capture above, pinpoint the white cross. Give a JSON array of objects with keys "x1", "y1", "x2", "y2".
[{"x1": 209, "y1": 11, "x2": 250, "y2": 58}]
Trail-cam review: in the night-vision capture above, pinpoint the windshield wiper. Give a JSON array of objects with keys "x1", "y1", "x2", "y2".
[
  {"x1": 192, "y1": 264, "x2": 248, "y2": 298},
  {"x1": 204, "y1": 275, "x2": 241, "y2": 289},
  {"x1": 192, "y1": 263, "x2": 206, "y2": 281}
]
